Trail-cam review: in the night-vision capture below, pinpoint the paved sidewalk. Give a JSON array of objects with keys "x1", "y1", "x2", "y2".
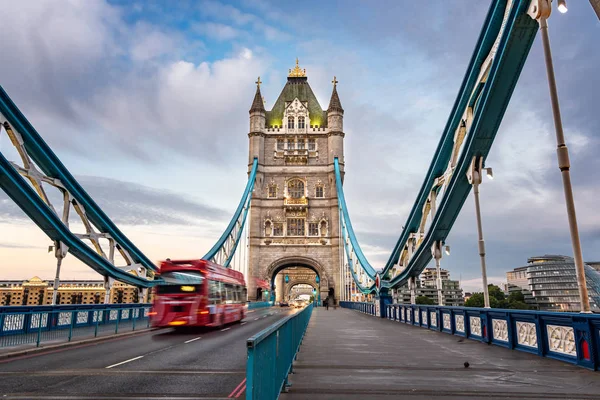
[{"x1": 281, "y1": 308, "x2": 600, "y2": 400}]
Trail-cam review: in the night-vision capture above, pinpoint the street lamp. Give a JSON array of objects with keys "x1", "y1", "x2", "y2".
[
  {"x1": 557, "y1": 0, "x2": 568, "y2": 13},
  {"x1": 484, "y1": 167, "x2": 493, "y2": 180},
  {"x1": 431, "y1": 241, "x2": 445, "y2": 306},
  {"x1": 528, "y1": 0, "x2": 591, "y2": 313}
]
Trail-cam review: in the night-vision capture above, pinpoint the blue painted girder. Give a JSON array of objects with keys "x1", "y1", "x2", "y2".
[
  {"x1": 382, "y1": 0, "x2": 539, "y2": 287},
  {"x1": 0, "y1": 85, "x2": 157, "y2": 275},
  {"x1": 0, "y1": 151, "x2": 153, "y2": 287},
  {"x1": 202, "y1": 157, "x2": 258, "y2": 265},
  {"x1": 334, "y1": 157, "x2": 377, "y2": 281}
]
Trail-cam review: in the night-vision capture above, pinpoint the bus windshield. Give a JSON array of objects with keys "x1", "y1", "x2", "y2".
[{"x1": 160, "y1": 271, "x2": 204, "y2": 284}]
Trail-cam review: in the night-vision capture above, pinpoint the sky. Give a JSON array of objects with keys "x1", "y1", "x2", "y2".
[{"x1": 0, "y1": 0, "x2": 599, "y2": 293}]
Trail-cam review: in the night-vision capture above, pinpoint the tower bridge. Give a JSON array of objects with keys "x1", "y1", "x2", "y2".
[
  {"x1": 247, "y1": 62, "x2": 344, "y2": 304},
  {"x1": 0, "y1": 1, "x2": 600, "y2": 398}
]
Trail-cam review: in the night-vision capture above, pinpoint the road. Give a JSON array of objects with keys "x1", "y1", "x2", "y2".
[{"x1": 0, "y1": 306, "x2": 296, "y2": 399}]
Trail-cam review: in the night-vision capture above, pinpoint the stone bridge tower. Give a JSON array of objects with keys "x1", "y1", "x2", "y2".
[{"x1": 247, "y1": 60, "x2": 345, "y2": 303}]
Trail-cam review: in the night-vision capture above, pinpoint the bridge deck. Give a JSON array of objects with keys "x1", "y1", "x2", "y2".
[{"x1": 282, "y1": 308, "x2": 600, "y2": 400}]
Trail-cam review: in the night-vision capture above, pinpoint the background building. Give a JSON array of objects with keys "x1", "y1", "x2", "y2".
[
  {"x1": 506, "y1": 255, "x2": 600, "y2": 312},
  {"x1": 394, "y1": 267, "x2": 464, "y2": 306},
  {"x1": 0, "y1": 277, "x2": 148, "y2": 306}
]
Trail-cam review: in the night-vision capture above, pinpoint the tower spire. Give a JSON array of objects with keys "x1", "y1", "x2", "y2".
[
  {"x1": 249, "y1": 76, "x2": 266, "y2": 113},
  {"x1": 327, "y1": 76, "x2": 343, "y2": 113}
]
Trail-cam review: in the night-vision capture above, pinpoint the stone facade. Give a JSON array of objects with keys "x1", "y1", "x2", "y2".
[
  {"x1": 0, "y1": 276, "x2": 149, "y2": 306},
  {"x1": 247, "y1": 63, "x2": 344, "y2": 302}
]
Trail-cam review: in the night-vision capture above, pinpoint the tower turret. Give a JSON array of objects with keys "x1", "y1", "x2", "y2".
[
  {"x1": 249, "y1": 77, "x2": 266, "y2": 164},
  {"x1": 327, "y1": 76, "x2": 344, "y2": 164}
]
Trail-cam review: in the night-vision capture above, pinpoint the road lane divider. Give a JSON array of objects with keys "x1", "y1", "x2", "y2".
[
  {"x1": 105, "y1": 355, "x2": 144, "y2": 369},
  {"x1": 220, "y1": 328, "x2": 230, "y2": 332},
  {"x1": 184, "y1": 337, "x2": 202, "y2": 344}
]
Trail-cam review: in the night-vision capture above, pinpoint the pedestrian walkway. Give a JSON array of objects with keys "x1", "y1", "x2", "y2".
[{"x1": 281, "y1": 308, "x2": 600, "y2": 400}]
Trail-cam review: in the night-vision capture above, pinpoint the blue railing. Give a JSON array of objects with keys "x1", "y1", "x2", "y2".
[
  {"x1": 340, "y1": 301, "x2": 375, "y2": 315},
  {"x1": 247, "y1": 301, "x2": 272, "y2": 310},
  {"x1": 246, "y1": 304, "x2": 313, "y2": 400},
  {"x1": 0, "y1": 303, "x2": 151, "y2": 349},
  {"x1": 345, "y1": 301, "x2": 600, "y2": 371}
]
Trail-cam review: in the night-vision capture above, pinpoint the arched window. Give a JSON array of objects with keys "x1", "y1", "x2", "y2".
[
  {"x1": 298, "y1": 116, "x2": 305, "y2": 129},
  {"x1": 288, "y1": 116, "x2": 295, "y2": 129},
  {"x1": 315, "y1": 185, "x2": 324, "y2": 198},
  {"x1": 287, "y1": 179, "x2": 305, "y2": 198}
]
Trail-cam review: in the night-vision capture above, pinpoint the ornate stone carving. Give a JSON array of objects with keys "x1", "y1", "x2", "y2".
[
  {"x1": 3, "y1": 314, "x2": 24, "y2": 331},
  {"x1": 76, "y1": 311, "x2": 88, "y2": 324},
  {"x1": 492, "y1": 319, "x2": 508, "y2": 342},
  {"x1": 30, "y1": 313, "x2": 48, "y2": 329},
  {"x1": 443, "y1": 313, "x2": 451, "y2": 330},
  {"x1": 516, "y1": 321, "x2": 537, "y2": 348},
  {"x1": 469, "y1": 316, "x2": 481, "y2": 336},
  {"x1": 547, "y1": 324, "x2": 576, "y2": 356},
  {"x1": 58, "y1": 312, "x2": 72, "y2": 326},
  {"x1": 455, "y1": 315, "x2": 465, "y2": 333}
]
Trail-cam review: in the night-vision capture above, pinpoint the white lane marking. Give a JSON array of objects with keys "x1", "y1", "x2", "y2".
[
  {"x1": 184, "y1": 336, "x2": 202, "y2": 344},
  {"x1": 254, "y1": 318, "x2": 259, "y2": 321},
  {"x1": 221, "y1": 327, "x2": 230, "y2": 332},
  {"x1": 241, "y1": 322, "x2": 247, "y2": 326},
  {"x1": 262, "y1": 315, "x2": 267, "y2": 318},
  {"x1": 105, "y1": 356, "x2": 144, "y2": 369}
]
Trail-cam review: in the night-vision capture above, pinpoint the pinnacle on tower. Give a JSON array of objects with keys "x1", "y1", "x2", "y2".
[
  {"x1": 249, "y1": 76, "x2": 266, "y2": 113},
  {"x1": 327, "y1": 76, "x2": 343, "y2": 113}
]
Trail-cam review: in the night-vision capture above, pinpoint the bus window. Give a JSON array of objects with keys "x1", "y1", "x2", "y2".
[{"x1": 209, "y1": 280, "x2": 221, "y2": 304}]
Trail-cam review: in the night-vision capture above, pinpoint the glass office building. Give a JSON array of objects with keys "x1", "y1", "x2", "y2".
[{"x1": 507, "y1": 255, "x2": 600, "y2": 312}]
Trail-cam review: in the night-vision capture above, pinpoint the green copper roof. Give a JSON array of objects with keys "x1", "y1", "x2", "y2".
[{"x1": 266, "y1": 77, "x2": 327, "y2": 128}]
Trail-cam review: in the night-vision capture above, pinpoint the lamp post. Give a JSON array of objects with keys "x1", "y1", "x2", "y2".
[
  {"x1": 431, "y1": 241, "x2": 444, "y2": 306},
  {"x1": 528, "y1": 0, "x2": 591, "y2": 312},
  {"x1": 466, "y1": 156, "x2": 491, "y2": 308}
]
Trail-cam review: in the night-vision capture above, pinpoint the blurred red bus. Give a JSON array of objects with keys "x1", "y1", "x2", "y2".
[{"x1": 149, "y1": 259, "x2": 247, "y2": 328}]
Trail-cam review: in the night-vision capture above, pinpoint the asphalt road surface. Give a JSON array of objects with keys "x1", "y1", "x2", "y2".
[{"x1": 0, "y1": 306, "x2": 296, "y2": 399}]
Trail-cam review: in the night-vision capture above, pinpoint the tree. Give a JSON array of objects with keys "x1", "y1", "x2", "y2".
[
  {"x1": 465, "y1": 293, "x2": 484, "y2": 308},
  {"x1": 415, "y1": 295, "x2": 435, "y2": 305},
  {"x1": 465, "y1": 286, "x2": 534, "y2": 310}
]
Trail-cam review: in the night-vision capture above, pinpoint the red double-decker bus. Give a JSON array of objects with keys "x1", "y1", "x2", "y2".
[{"x1": 149, "y1": 259, "x2": 247, "y2": 328}]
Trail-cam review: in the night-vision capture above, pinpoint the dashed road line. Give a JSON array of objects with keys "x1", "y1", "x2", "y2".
[
  {"x1": 184, "y1": 336, "x2": 202, "y2": 344},
  {"x1": 105, "y1": 356, "x2": 144, "y2": 369}
]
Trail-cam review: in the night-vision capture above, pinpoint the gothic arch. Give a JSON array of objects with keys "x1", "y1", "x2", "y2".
[
  {"x1": 266, "y1": 256, "x2": 328, "y2": 290},
  {"x1": 285, "y1": 280, "x2": 318, "y2": 297}
]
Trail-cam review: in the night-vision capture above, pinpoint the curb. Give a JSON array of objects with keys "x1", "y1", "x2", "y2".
[{"x1": 0, "y1": 327, "x2": 160, "y2": 361}]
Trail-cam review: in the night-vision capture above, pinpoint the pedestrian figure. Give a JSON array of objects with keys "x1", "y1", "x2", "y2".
[{"x1": 325, "y1": 296, "x2": 329, "y2": 310}]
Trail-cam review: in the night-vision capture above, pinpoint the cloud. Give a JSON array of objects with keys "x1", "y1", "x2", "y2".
[
  {"x1": 0, "y1": 175, "x2": 229, "y2": 227},
  {"x1": 1, "y1": 0, "x2": 599, "y2": 285},
  {"x1": 194, "y1": 22, "x2": 240, "y2": 41},
  {"x1": 0, "y1": 242, "x2": 44, "y2": 250}
]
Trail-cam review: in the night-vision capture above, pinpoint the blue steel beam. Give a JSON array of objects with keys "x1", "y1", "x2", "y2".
[
  {"x1": 334, "y1": 157, "x2": 377, "y2": 281},
  {"x1": 386, "y1": 0, "x2": 539, "y2": 287},
  {"x1": 0, "y1": 85, "x2": 156, "y2": 275},
  {"x1": 0, "y1": 152, "x2": 153, "y2": 287},
  {"x1": 203, "y1": 158, "x2": 258, "y2": 266},
  {"x1": 339, "y1": 213, "x2": 374, "y2": 294}
]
